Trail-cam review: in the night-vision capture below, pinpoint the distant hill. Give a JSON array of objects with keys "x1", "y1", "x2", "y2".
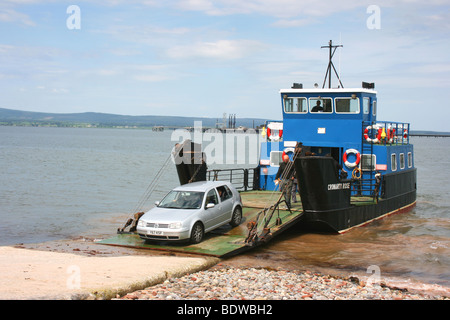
[
  {"x1": 0, "y1": 107, "x2": 269, "y2": 129},
  {"x1": 1, "y1": 107, "x2": 448, "y2": 136}
]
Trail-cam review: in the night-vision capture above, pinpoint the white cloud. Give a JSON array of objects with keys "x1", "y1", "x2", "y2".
[
  {"x1": 166, "y1": 39, "x2": 266, "y2": 60},
  {"x1": 0, "y1": 7, "x2": 35, "y2": 26},
  {"x1": 271, "y1": 18, "x2": 317, "y2": 28},
  {"x1": 35, "y1": 85, "x2": 69, "y2": 94},
  {"x1": 133, "y1": 74, "x2": 173, "y2": 82},
  {"x1": 175, "y1": 0, "x2": 365, "y2": 18},
  {"x1": 95, "y1": 24, "x2": 191, "y2": 48},
  {"x1": 109, "y1": 48, "x2": 142, "y2": 57},
  {"x1": 79, "y1": 63, "x2": 188, "y2": 83},
  {"x1": 411, "y1": 63, "x2": 450, "y2": 74}
]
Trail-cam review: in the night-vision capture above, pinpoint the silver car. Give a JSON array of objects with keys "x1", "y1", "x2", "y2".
[{"x1": 136, "y1": 181, "x2": 243, "y2": 243}]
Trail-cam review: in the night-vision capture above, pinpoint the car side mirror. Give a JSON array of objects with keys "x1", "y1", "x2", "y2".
[
  {"x1": 206, "y1": 203, "x2": 215, "y2": 209},
  {"x1": 155, "y1": 201, "x2": 160, "y2": 206}
]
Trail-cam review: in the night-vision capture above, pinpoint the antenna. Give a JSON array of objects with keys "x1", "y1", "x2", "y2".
[{"x1": 321, "y1": 40, "x2": 344, "y2": 89}]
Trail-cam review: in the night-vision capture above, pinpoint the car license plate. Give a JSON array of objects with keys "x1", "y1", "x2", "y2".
[{"x1": 147, "y1": 230, "x2": 163, "y2": 235}]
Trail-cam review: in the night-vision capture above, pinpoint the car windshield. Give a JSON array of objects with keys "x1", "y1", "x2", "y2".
[{"x1": 158, "y1": 190, "x2": 205, "y2": 209}]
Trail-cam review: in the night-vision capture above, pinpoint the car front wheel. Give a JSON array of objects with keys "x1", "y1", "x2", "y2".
[
  {"x1": 190, "y1": 222, "x2": 204, "y2": 244},
  {"x1": 229, "y1": 206, "x2": 242, "y2": 227}
]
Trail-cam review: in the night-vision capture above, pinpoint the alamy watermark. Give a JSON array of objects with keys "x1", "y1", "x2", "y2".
[
  {"x1": 170, "y1": 121, "x2": 273, "y2": 166},
  {"x1": 66, "y1": 265, "x2": 81, "y2": 290},
  {"x1": 366, "y1": 5, "x2": 381, "y2": 30},
  {"x1": 66, "y1": 5, "x2": 81, "y2": 30},
  {"x1": 366, "y1": 265, "x2": 381, "y2": 287}
]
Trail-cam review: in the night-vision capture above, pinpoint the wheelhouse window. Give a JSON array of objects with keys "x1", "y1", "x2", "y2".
[
  {"x1": 284, "y1": 97, "x2": 307, "y2": 113},
  {"x1": 309, "y1": 97, "x2": 333, "y2": 113},
  {"x1": 363, "y1": 97, "x2": 370, "y2": 114},
  {"x1": 335, "y1": 97, "x2": 360, "y2": 113},
  {"x1": 391, "y1": 153, "x2": 397, "y2": 171},
  {"x1": 361, "y1": 154, "x2": 376, "y2": 171},
  {"x1": 408, "y1": 152, "x2": 412, "y2": 168},
  {"x1": 270, "y1": 151, "x2": 283, "y2": 167},
  {"x1": 400, "y1": 153, "x2": 405, "y2": 170}
]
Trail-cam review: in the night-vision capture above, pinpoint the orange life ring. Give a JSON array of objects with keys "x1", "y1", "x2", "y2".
[
  {"x1": 343, "y1": 149, "x2": 361, "y2": 168},
  {"x1": 267, "y1": 127, "x2": 283, "y2": 141},
  {"x1": 282, "y1": 147, "x2": 295, "y2": 159},
  {"x1": 364, "y1": 125, "x2": 381, "y2": 143}
]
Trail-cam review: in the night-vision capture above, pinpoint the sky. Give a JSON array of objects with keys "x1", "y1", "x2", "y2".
[{"x1": 0, "y1": 0, "x2": 449, "y2": 131}]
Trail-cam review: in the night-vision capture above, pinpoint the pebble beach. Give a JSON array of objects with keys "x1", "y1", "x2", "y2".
[{"x1": 118, "y1": 266, "x2": 449, "y2": 300}]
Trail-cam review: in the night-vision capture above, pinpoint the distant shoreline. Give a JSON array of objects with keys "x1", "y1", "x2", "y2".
[
  {"x1": 0, "y1": 107, "x2": 268, "y2": 130},
  {"x1": 1, "y1": 107, "x2": 449, "y2": 135},
  {"x1": 1, "y1": 121, "x2": 449, "y2": 137}
]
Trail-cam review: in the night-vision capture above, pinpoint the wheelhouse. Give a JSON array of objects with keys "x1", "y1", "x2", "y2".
[
  {"x1": 281, "y1": 88, "x2": 378, "y2": 148},
  {"x1": 258, "y1": 83, "x2": 415, "y2": 198}
]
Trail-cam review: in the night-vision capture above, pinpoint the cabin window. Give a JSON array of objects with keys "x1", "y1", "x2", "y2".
[
  {"x1": 400, "y1": 153, "x2": 405, "y2": 170},
  {"x1": 391, "y1": 153, "x2": 397, "y2": 171},
  {"x1": 309, "y1": 97, "x2": 333, "y2": 113},
  {"x1": 284, "y1": 98, "x2": 293, "y2": 112},
  {"x1": 361, "y1": 154, "x2": 376, "y2": 171},
  {"x1": 372, "y1": 101, "x2": 377, "y2": 116},
  {"x1": 270, "y1": 151, "x2": 283, "y2": 167},
  {"x1": 363, "y1": 98, "x2": 370, "y2": 114},
  {"x1": 335, "y1": 97, "x2": 360, "y2": 113},
  {"x1": 284, "y1": 97, "x2": 307, "y2": 113},
  {"x1": 408, "y1": 152, "x2": 412, "y2": 168}
]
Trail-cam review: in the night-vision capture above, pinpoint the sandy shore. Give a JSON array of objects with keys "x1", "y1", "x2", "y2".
[
  {"x1": 0, "y1": 238, "x2": 219, "y2": 300},
  {"x1": 1, "y1": 237, "x2": 448, "y2": 300}
]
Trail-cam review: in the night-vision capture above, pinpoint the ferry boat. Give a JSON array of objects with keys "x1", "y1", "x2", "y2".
[
  {"x1": 102, "y1": 41, "x2": 417, "y2": 257},
  {"x1": 257, "y1": 41, "x2": 417, "y2": 233}
]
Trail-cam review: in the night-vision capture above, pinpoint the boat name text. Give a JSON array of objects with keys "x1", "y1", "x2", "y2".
[{"x1": 328, "y1": 182, "x2": 351, "y2": 191}]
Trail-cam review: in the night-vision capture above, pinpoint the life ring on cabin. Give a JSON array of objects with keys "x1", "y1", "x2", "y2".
[
  {"x1": 364, "y1": 124, "x2": 382, "y2": 143},
  {"x1": 352, "y1": 167, "x2": 362, "y2": 179},
  {"x1": 343, "y1": 148, "x2": 361, "y2": 168},
  {"x1": 267, "y1": 128, "x2": 283, "y2": 141},
  {"x1": 266, "y1": 122, "x2": 283, "y2": 141},
  {"x1": 282, "y1": 147, "x2": 295, "y2": 159}
]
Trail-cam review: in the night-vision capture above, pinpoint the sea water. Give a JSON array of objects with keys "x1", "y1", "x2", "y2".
[{"x1": 0, "y1": 126, "x2": 448, "y2": 287}]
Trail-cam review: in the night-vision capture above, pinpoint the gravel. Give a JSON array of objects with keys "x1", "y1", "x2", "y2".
[{"x1": 117, "y1": 266, "x2": 448, "y2": 300}]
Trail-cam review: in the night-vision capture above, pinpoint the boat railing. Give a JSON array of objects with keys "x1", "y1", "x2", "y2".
[
  {"x1": 207, "y1": 167, "x2": 259, "y2": 191},
  {"x1": 363, "y1": 121, "x2": 411, "y2": 145},
  {"x1": 350, "y1": 174, "x2": 382, "y2": 202}
]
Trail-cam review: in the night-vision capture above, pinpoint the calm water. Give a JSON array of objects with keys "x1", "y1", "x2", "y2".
[
  {"x1": 0, "y1": 127, "x2": 449, "y2": 287},
  {"x1": 0, "y1": 127, "x2": 179, "y2": 245}
]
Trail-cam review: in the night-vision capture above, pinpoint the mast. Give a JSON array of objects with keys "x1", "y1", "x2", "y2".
[{"x1": 321, "y1": 40, "x2": 344, "y2": 89}]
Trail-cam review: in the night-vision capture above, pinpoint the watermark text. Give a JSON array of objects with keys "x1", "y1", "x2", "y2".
[
  {"x1": 366, "y1": 5, "x2": 381, "y2": 30},
  {"x1": 66, "y1": 5, "x2": 81, "y2": 30}
]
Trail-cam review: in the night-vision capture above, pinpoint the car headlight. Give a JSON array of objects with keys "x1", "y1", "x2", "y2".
[
  {"x1": 169, "y1": 222, "x2": 182, "y2": 229},
  {"x1": 137, "y1": 220, "x2": 146, "y2": 227}
]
